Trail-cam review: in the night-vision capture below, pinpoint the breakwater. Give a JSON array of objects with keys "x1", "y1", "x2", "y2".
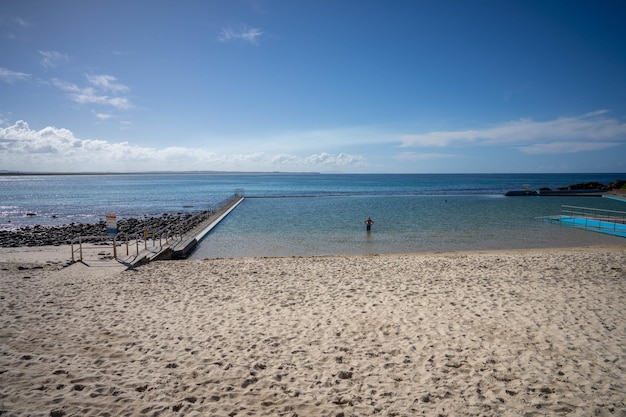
[
  {"x1": 505, "y1": 179, "x2": 626, "y2": 196},
  {"x1": 0, "y1": 212, "x2": 212, "y2": 248}
]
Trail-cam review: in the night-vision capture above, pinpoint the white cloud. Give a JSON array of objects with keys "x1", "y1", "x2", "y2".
[
  {"x1": 399, "y1": 110, "x2": 626, "y2": 154},
  {"x1": 249, "y1": 125, "x2": 391, "y2": 155},
  {"x1": 219, "y1": 25, "x2": 263, "y2": 44},
  {"x1": 394, "y1": 152, "x2": 460, "y2": 160},
  {"x1": 86, "y1": 74, "x2": 129, "y2": 93},
  {"x1": 517, "y1": 141, "x2": 619, "y2": 155},
  {"x1": 305, "y1": 152, "x2": 366, "y2": 166},
  {"x1": 0, "y1": 121, "x2": 367, "y2": 172},
  {"x1": 51, "y1": 75, "x2": 132, "y2": 110},
  {"x1": 94, "y1": 113, "x2": 114, "y2": 121},
  {"x1": 0, "y1": 67, "x2": 30, "y2": 83},
  {"x1": 39, "y1": 50, "x2": 69, "y2": 69}
]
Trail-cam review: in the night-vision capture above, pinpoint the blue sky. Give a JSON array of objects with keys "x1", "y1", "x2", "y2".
[{"x1": 1, "y1": 0, "x2": 625, "y2": 173}]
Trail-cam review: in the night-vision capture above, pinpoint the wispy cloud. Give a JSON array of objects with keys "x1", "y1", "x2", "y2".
[
  {"x1": 94, "y1": 112, "x2": 114, "y2": 121},
  {"x1": 305, "y1": 152, "x2": 366, "y2": 166},
  {"x1": 86, "y1": 74, "x2": 129, "y2": 93},
  {"x1": 0, "y1": 67, "x2": 31, "y2": 83},
  {"x1": 51, "y1": 74, "x2": 132, "y2": 111},
  {"x1": 399, "y1": 110, "x2": 626, "y2": 154},
  {"x1": 1, "y1": 16, "x2": 28, "y2": 40},
  {"x1": 39, "y1": 50, "x2": 69, "y2": 69},
  {"x1": 218, "y1": 25, "x2": 263, "y2": 44},
  {"x1": 394, "y1": 152, "x2": 460, "y2": 161},
  {"x1": 14, "y1": 16, "x2": 29, "y2": 27},
  {"x1": 517, "y1": 141, "x2": 619, "y2": 155},
  {"x1": 0, "y1": 120, "x2": 367, "y2": 172}
]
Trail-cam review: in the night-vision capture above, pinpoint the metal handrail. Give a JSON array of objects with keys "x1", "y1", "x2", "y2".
[
  {"x1": 561, "y1": 204, "x2": 626, "y2": 216},
  {"x1": 561, "y1": 205, "x2": 626, "y2": 225},
  {"x1": 70, "y1": 234, "x2": 123, "y2": 263},
  {"x1": 555, "y1": 205, "x2": 626, "y2": 236},
  {"x1": 70, "y1": 192, "x2": 242, "y2": 263}
]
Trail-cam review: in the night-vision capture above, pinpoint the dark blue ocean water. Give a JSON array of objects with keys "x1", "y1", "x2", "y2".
[{"x1": 1, "y1": 173, "x2": 625, "y2": 255}]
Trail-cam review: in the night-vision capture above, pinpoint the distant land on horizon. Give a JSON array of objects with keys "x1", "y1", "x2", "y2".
[
  {"x1": 2, "y1": 171, "x2": 626, "y2": 177},
  {"x1": 0, "y1": 170, "x2": 322, "y2": 176}
]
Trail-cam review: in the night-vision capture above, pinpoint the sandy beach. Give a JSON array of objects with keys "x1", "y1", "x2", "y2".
[{"x1": 1, "y1": 245, "x2": 625, "y2": 416}]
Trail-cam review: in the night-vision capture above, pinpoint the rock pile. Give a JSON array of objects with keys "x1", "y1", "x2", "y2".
[
  {"x1": 0, "y1": 211, "x2": 213, "y2": 248},
  {"x1": 556, "y1": 179, "x2": 625, "y2": 191}
]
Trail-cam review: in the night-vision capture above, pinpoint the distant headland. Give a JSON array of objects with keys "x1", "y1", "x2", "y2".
[{"x1": 0, "y1": 170, "x2": 321, "y2": 176}]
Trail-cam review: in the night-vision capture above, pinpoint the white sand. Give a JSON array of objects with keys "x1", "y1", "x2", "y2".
[
  {"x1": 0, "y1": 245, "x2": 75, "y2": 264},
  {"x1": 1, "y1": 245, "x2": 625, "y2": 416}
]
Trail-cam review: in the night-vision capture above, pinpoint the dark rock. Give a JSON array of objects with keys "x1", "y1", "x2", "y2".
[
  {"x1": 337, "y1": 371, "x2": 353, "y2": 380},
  {"x1": 0, "y1": 208, "x2": 219, "y2": 248},
  {"x1": 608, "y1": 179, "x2": 626, "y2": 190},
  {"x1": 557, "y1": 181, "x2": 608, "y2": 191},
  {"x1": 241, "y1": 377, "x2": 258, "y2": 388}
]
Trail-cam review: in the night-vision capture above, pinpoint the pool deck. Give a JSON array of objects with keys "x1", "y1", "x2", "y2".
[{"x1": 557, "y1": 215, "x2": 626, "y2": 238}]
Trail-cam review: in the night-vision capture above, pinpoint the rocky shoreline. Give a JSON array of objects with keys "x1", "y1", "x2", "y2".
[
  {"x1": 553, "y1": 179, "x2": 626, "y2": 191},
  {"x1": 0, "y1": 212, "x2": 209, "y2": 248},
  {"x1": 506, "y1": 179, "x2": 626, "y2": 196}
]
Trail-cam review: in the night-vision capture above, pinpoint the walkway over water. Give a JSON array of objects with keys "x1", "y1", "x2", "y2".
[
  {"x1": 70, "y1": 191, "x2": 244, "y2": 268},
  {"x1": 540, "y1": 205, "x2": 626, "y2": 238}
]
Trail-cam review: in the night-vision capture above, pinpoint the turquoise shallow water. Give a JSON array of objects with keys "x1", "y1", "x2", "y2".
[{"x1": 191, "y1": 194, "x2": 626, "y2": 258}]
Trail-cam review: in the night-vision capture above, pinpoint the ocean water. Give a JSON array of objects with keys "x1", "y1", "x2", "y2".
[
  {"x1": 1, "y1": 173, "x2": 625, "y2": 255},
  {"x1": 191, "y1": 193, "x2": 626, "y2": 258}
]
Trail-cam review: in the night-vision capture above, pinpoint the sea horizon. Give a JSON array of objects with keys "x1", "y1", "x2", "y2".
[
  {"x1": 2, "y1": 170, "x2": 625, "y2": 176},
  {"x1": 2, "y1": 172, "x2": 624, "y2": 226}
]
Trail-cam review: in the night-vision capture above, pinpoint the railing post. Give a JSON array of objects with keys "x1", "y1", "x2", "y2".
[
  {"x1": 113, "y1": 236, "x2": 117, "y2": 259},
  {"x1": 79, "y1": 236, "x2": 83, "y2": 261}
]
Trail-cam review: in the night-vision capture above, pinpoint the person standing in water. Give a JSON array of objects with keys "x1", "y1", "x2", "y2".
[{"x1": 364, "y1": 216, "x2": 374, "y2": 231}]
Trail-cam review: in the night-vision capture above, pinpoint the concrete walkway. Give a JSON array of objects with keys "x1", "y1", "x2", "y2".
[
  {"x1": 129, "y1": 195, "x2": 244, "y2": 266},
  {"x1": 60, "y1": 195, "x2": 245, "y2": 271}
]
